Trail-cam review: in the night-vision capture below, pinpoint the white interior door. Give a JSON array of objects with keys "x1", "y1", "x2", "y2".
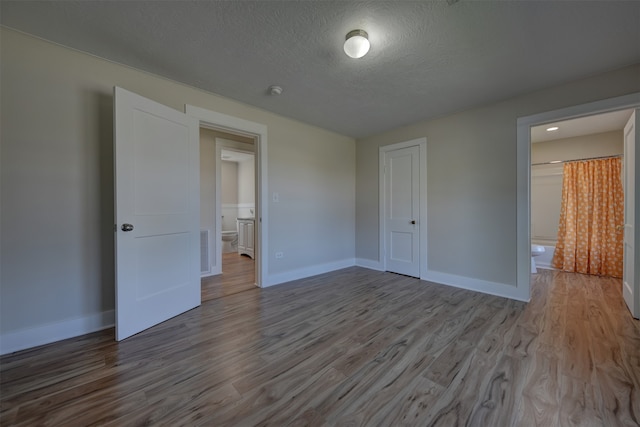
[
  {"x1": 384, "y1": 145, "x2": 420, "y2": 277},
  {"x1": 623, "y1": 109, "x2": 639, "y2": 319},
  {"x1": 114, "y1": 87, "x2": 201, "y2": 340}
]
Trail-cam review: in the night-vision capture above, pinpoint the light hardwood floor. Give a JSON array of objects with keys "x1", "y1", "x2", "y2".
[
  {"x1": 1, "y1": 269, "x2": 639, "y2": 426},
  {"x1": 201, "y1": 252, "x2": 256, "y2": 302}
]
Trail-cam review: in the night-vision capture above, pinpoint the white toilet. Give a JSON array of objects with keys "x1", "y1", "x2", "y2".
[
  {"x1": 222, "y1": 230, "x2": 238, "y2": 253},
  {"x1": 531, "y1": 245, "x2": 545, "y2": 273}
]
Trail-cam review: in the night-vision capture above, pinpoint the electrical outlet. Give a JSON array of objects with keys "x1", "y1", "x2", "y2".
[{"x1": 275, "y1": 251, "x2": 284, "y2": 259}]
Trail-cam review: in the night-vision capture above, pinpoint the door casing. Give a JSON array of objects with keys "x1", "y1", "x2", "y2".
[
  {"x1": 516, "y1": 92, "x2": 640, "y2": 303},
  {"x1": 379, "y1": 138, "x2": 428, "y2": 277},
  {"x1": 186, "y1": 105, "x2": 268, "y2": 287},
  {"x1": 622, "y1": 110, "x2": 639, "y2": 318}
]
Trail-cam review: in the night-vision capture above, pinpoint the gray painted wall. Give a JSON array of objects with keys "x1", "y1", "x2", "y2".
[
  {"x1": 1, "y1": 28, "x2": 355, "y2": 351},
  {"x1": 356, "y1": 64, "x2": 640, "y2": 286}
]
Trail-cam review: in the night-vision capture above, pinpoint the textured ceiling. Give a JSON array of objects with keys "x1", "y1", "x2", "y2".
[{"x1": 2, "y1": 1, "x2": 639, "y2": 138}]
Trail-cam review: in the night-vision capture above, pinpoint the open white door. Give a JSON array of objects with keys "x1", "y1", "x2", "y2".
[
  {"x1": 384, "y1": 145, "x2": 420, "y2": 277},
  {"x1": 623, "y1": 109, "x2": 639, "y2": 319},
  {"x1": 114, "y1": 87, "x2": 200, "y2": 340}
]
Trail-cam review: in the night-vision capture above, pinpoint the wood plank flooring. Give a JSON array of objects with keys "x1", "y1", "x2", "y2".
[
  {"x1": 201, "y1": 252, "x2": 256, "y2": 302},
  {"x1": 1, "y1": 269, "x2": 639, "y2": 426}
]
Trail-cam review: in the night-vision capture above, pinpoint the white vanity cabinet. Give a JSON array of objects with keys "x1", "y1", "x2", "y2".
[{"x1": 237, "y1": 218, "x2": 255, "y2": 259}]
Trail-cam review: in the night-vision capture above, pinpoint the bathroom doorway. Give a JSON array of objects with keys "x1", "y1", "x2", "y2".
[
  {"x1": 530, "y1": 110, "x2": 631, "y2": 274},
  {"x1": 517, "y1": 93, "x2": 640, "y2": 317},
  {"x1": 199, "y1": 128, "x2": 257, "y2": 301}
]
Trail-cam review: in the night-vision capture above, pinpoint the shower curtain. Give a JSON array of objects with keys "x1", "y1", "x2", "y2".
[{"x1": 551, "y1": 157, "x2": 624, "y2": 278}]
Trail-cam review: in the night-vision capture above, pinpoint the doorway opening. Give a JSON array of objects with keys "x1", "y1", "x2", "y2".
[
  {"x1": 199, "y1": 128, "x2": 257, "y2": 301},
  {"x1": 517, "y1": 93, "x2": 639, "y2": 316},
  {"x1": 530, "y1": 110, "x2": 631, "y2": 276},
  {"x1": 186, "y1": 104, "x2": 269, "y2": 294}
]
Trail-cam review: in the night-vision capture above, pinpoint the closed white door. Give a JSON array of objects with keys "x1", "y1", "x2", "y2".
[
  {"x1": 114, "y1": 87, "x2": 201, "y2": 340},
  {"x1": 384, "y1": 145, "x2": 420, "y2": 277},
  {"x1": 623, "y1": 109, "x2": 639, "y2": 319}
]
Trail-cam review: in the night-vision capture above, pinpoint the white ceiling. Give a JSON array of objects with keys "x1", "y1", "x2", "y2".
[{"x1": 2, "y1": 1, "x2": 639, "y2": 138}]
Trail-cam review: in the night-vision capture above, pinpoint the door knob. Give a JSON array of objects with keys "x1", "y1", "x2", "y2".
[
  {"x1": 410, "y1": 220, "x2": 416, "y2": 225},
  {"x1": 121, "y1": 223, "x2": 134, "y2": 232}
]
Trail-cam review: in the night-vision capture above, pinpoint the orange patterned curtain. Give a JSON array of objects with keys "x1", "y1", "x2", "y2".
[{"x1": 552, "y1": 157, "x2": 624, "y2": 278}]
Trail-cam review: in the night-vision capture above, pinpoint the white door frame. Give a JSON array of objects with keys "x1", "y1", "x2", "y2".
[
  {"x1": 516, "y1": 92, "x2": 640, "y2": 301},
  {"x1": 623, "y1": 110, "x2": 639, "y2": 318},
  {"x1": 379, "y1": 138, "x2": 428, "y2": 277},
  {"x1": 185, "y1": 105, "x2": 267, "y2": 287}
]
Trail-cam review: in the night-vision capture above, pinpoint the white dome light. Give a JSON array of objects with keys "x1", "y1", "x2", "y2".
[{"x1": 344, "y1": 29, "x2": 370, "y2": 59}]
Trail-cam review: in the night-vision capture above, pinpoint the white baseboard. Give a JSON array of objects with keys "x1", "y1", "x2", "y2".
[
  {"x1": 201, "y1": 266, "x2": 222, "y2": 278},
  {"x1": 264, "y1": 258, "x2": 356, "y2": 287},
  {"x1": 356, "y1": 261, "x2": 529, "y2": 302},
  {"x1": 534, "y1": 259, "x2": 557, "y2": 270},
  {"x1": 1, "y1": 265, "x2": 529, "y2": 355},
  {"x1": 356, "y1": 258, "x2": 384, "y2": 271},
  {"x1": 422, "y1": 269, "x2": 530, "y2": 302},
  {"x1": 0, "y1": 310, "x2": 115, "y2": 356}
]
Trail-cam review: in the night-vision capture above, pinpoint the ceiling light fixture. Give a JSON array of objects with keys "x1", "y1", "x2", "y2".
[
  {"x1": 546, "y1": 126, "x2": 559, "y2": 132},
  {"x1": 344, "y1": 29, "x2": 370, "y2": 59}
]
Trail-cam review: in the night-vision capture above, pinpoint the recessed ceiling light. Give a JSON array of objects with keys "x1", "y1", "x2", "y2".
[{"x1": 546, "y1": 126, "x2": 559, "y2": 132}]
